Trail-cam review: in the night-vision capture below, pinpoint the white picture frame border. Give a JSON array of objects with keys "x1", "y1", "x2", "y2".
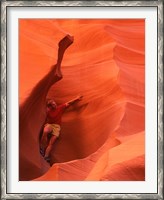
[{"x1": 1, "y1": 0, "x2": 163, "y2": 199}]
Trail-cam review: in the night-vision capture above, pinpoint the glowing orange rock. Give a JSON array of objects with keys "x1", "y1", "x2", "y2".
[{"x1": 19, "y1": 19, "x2": 145, "y2": 181}]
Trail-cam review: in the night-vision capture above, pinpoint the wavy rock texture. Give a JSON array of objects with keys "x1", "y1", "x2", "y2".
[{"x1": 19, "y1": 19, "x2": 145, "y2": 181}]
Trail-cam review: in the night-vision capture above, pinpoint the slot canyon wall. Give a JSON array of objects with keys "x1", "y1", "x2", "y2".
[{"x1": 19, "y1": 19, "x2": 145, "y2": 181}]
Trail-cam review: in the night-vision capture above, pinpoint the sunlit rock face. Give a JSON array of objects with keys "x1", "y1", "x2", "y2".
[{"x1": 19, "y1": 19, "x2": 145, "y2": 181}]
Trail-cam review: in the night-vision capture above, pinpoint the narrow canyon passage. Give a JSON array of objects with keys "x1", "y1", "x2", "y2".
[{"x1": 19, "y1": 19, "x2": 145, "y2": 181}]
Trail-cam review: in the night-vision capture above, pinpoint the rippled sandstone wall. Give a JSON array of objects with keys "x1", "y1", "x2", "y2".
[{"x1": 19, "y1": 19, "x2": 145, "y2": 181}]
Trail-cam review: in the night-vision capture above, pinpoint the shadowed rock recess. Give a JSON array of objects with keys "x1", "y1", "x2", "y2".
[{"x1": 19, "y1": 19, "x2": 145, "y2": 181}]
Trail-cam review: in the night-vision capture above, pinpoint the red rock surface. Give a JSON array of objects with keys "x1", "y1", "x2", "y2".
[{"x1": 19, "y1": 19, "x2": 145, "y2": 181}]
